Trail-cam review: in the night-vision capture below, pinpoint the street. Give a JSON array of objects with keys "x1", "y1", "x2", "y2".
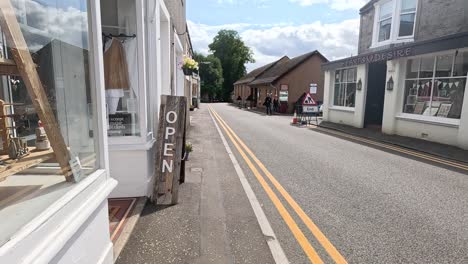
[{"x1": 208, "y1": 103, "x2": 468, "y2": 264}]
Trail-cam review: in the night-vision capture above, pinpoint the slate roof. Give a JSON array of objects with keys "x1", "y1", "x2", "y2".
[
  {"x1": 249, "y1": 50, "x2": 328, "y2": 86},
  {"x1": 234, "y1": 56, "x2": 289, "y2": 85}
]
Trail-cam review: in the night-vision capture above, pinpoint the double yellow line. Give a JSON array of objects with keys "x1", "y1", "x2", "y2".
[{"x1": 208, "y1": 105, "x2": 347, "y2": 264}]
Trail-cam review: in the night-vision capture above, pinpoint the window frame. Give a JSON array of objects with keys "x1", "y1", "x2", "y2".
[
  {"x1": 106, "y1": 0, "x2": 153, "y2": 148},
  {"x1": 372, "y1": 0, "x2": 419, "y2": 48},
  {"x1": 332, "y1": 67, "x2": 357, "y2": 109},
  {"x1": 400, "y1": 49, "x2": 468, "y2": 122}
]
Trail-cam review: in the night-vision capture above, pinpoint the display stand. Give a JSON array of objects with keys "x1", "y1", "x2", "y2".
[{"x1": 0, "y1": 0, "x2": 73, "y2": 181}]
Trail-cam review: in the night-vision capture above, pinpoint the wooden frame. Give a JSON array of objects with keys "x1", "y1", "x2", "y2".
[{"x1": 0, "y1": 0, "x2": 73, "y2": 181}]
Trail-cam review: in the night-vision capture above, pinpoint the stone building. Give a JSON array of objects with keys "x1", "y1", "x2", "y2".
[{"x1": 322, "y1": 0, "x2": 468, "y2": 149}]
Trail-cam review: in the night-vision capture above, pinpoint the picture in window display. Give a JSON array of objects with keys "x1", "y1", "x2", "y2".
[{"x1": 403, "y1": 51, "x2": 467, "y2": 119}]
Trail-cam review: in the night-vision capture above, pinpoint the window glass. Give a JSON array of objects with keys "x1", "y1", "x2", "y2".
[
  {"x1": 1, "y1": 0, "x2": 100, "y2": 246},
  {"x1": 420, "y1": 57, "x2": 435, "y2": 78},
  {"x1": 453, "y1": 51, "x2": 468, "y2": 77},
  {"x1": 380, "y1": 1, "x2": 394, "y2": 19},
  {"x1": 403, "y1": 51, "x2": 466, "y2": 119},
  {"x1": 401, "y1": 0, "x2": 416, "y2": 13},
  {"x1": 379, "y1": 18, "x2": 392, "y2": 42},
  {"x1": 333, "y1": 68, "x2": 357, "y2": 107},
  {"x1": 378, "y1": 1, "x2": 393, "y2": 42},
  {"x1": 406, "y1": 59, "x2": 419, "y2": 79},
  {"x1": 435, "y1": 54, "x2": 453, "y2": 77},
  {"x1": 101, "y1": 0, "x2": 141, "y2": 138},
  {"x1": 398, "y1": 13, "x2": 415, "y2": 37}
]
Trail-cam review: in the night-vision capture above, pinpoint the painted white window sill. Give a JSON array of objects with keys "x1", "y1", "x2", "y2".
[
  {"x1": 370, "y1": 37, "x2": 414, "y2": 49},
  {"x1": 396, "y1": 114, "x2": 460, "y2": 128},
  {"x1": 108, "y1": 138, "x2": 156, "y2": 151},
  {"x1": 328, "y1": 106, "x2": 355, "y2": 113},
  {"x1": 0, "y1": 169, "x2": 116, "y2": 262}
]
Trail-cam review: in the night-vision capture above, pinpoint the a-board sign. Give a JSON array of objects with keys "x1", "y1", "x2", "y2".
[
  {"x1": 152, "y1": 95, "x2": 187, "y2": 205},
  {"x1": 302, "y1": 92, "x2": 317, "y2": 106}
]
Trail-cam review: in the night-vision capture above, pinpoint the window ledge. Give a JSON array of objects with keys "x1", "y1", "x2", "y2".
[
  {"x1": 370, "y1": 38, "x2": 415, "y2": 50},
  {"x1": 108, "y1": 138, "x2": 156, "y2": 151},
  {"x1": 0, "y1": 169, "x2": 115, "y2": 262},
  {"x1": 396, "y1": 114, "x2": 460, "y2": 128},
  {"x1": 329, "y1": 106, "x2": 355, "y2": 113}
]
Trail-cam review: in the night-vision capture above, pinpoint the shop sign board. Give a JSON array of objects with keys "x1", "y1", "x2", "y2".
[
  {"x1": 152, "y1": 95, "x2": 187, "y2": 205},
  {"x1": 279, "y1": 91, "x2": 288, "y2": 102},
  {"x1": 309, "y1": 83, "x2": 317, "y2": 94}
]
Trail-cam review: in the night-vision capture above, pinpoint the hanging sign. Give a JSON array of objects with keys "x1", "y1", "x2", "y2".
[{"x1": 152, "y1": 95, "x2": 187, "y2": 205}]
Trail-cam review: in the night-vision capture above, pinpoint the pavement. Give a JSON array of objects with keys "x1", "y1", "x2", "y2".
[
  {"x1": 116, "y1": 105, "x2": 275, "y2": 264},
  {"x1": 319, "y1": 121, "x2": 468, "y2": 164},
  {"x1": 209, "y1": 103, "x2": 468, "y2": 264}
]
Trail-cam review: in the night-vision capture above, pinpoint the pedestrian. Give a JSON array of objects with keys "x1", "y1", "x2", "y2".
[
  {"x1": 263, "y1": 94, "x2": 272, "y2": 115},
  {"x1": 273, "y1": 97, "x2": 279, "y2": 113}
]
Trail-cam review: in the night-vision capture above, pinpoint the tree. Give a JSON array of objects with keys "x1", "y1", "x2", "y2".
[
  {"x1": 193, "y1": 52, "x2": 224, "y2": 101},
  {"x1": 209, "y1": 30, "x2": 254, "y2": 101}
]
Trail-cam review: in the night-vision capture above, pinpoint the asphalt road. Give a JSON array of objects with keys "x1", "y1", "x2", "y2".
[{"x1": 209, "y1": 103, "x2": 468, "y2": 264}]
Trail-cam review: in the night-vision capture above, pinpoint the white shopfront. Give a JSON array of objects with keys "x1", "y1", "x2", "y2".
[
  {"x1": 323, "y1": 46, "x2": 468, "y2": 149},
  {"x1": 100, "y1": 0, "x2": 177, "y2": 198},
  {"x1": 0, "y1": 0, "x2": 116, "y2": 263}
]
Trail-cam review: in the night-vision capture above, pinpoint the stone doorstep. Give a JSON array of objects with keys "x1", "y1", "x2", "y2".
[{"x1": 112, "y1": 197, "x2": 147, "y2": 263}]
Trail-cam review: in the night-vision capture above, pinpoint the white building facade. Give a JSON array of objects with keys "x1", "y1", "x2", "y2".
[{"x1": 322, "y1": 0, "x2": 468, "y2": 149}]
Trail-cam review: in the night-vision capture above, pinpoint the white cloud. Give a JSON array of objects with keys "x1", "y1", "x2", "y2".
[
  {"x1": 289, "y1": 0, "x2": 367, "y2": 10},
  {"x1": 188, "y1": 19, "x2": 360, "y2": 71}
]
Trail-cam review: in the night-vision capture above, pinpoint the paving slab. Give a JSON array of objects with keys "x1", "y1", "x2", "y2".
[{"x1": 116, "y1": 106, "x2": 275, "y2": 264}]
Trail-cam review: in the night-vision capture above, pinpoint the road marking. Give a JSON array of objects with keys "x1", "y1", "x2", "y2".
[
  {"x1": 209, "y1": 105, "x2": 324, "y2": 264},
  {"x1": 210, "y1": 106, "x2": 348, "y2": 264},
  {"x1": 312, "y1": 127, "x2": 468, "y2": 171},
  {"x1": 208, "y1": 107, "x2": 290, "y2": 264}
]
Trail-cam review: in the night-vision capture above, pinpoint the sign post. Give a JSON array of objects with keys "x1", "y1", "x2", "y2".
[
  {"x1": 301, "y1": 92, "x2": 319, "y2": 125},
  {"x1": 152, "y1": 95, "x2": 188, "y2": 205}
]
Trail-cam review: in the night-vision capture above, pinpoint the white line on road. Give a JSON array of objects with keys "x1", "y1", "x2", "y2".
[{"x1": 208, "y1": 107, "x2": 289, "y2": 264}]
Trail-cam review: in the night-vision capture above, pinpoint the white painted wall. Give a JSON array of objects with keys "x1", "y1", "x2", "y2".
[
  {"x1": 324, "y1": 58, "x2": 468, "y2": 149},
  {"x1": 323, "y1": 64, "x2": 367, "y2": 128}
]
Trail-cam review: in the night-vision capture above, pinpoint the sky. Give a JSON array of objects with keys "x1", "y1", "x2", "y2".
[{"x1": 187, "y1": 0, "x2": 367, "y2": 71}]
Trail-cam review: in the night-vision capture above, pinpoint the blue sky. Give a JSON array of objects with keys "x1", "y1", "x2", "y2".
[{"x1": 187, "y1": 0, "x2": 367, "y2": 70}]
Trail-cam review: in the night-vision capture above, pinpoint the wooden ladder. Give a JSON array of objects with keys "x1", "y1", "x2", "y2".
[{"x1": 0, "y1": 0, "x2": 73, "y2": 181}]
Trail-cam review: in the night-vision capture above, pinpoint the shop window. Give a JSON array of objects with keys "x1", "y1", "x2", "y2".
[
  {"x1": 403, "y1": 51, "x2": 467, "y2": 119},
  {"x1": 101, "y1": 0, "x2": 141, "y2": 138},
  {"x1": 333, "y1": 68, "x2": 357, "y2": 108},
  {"x1": 0, "y1": 0, "x2": 100, "y2": 246}
]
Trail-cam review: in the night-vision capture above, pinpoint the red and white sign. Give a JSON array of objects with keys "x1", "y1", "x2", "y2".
[{"x1": 302, "y1": 93, "x2": 317, "y2": 106}]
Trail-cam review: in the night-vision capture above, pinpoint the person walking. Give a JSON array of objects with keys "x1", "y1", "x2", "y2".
[
  {"x1": 263, "y1": 94, "x2": 272, "y2": 116},
  {"x1": 273, "y1": 97, "x2": 279, "y2": 113}
]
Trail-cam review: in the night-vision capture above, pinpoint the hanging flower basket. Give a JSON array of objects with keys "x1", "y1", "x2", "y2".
[
  {"x1": 183, "y1": 67, "x2": 194, "y2": 76},
  {"x1": 181, "y1": 56, "x2": 199, "y2": 76}
]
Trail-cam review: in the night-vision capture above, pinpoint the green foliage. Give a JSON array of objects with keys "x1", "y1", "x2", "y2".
[
  {"x1": 208, "y1": 30, "x2": 254, "y2": 101},
  {"x1": 194, "y1": 52, "x2": 224, "y2": 101}
]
